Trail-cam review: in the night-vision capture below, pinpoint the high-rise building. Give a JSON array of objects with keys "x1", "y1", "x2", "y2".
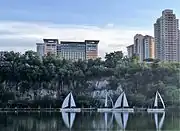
[
  {"x1": 127, "y1": 34, "x2": 155, "y2": 61},
  {"x1": 127, "y1": 44, "x2": 134, "y2": 58},
  {"x1": 144, "y1": 35, "x2": 155, "y2": 59},
  {"x1": 36, "y1": 39, "x2": 99, "y2": 61},
  {"x1": 154, "y1": 9, "x2": 180, "y2": 62}
]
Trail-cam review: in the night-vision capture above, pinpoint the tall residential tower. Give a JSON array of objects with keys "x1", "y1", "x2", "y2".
[{"x1": 154, "y1": 9, "x2": 180, "y2": 62}]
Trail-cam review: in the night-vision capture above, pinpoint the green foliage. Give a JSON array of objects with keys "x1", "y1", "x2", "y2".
[{"x1": 0, "y1": 50, "x2": 179, "y2": 108}]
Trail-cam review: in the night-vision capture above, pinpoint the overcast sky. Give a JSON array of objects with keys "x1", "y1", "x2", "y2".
[{"x1": 0, "y1": 0, "x2": 180, "y2": 57}]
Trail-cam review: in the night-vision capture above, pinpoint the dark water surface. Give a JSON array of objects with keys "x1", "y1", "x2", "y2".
[{"x1": 0, "y1": 111, "x2": 179, "y2": 131}]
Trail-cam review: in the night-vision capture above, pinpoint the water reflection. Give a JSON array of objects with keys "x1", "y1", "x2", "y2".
[
  {"x1": 104, "y1": 112, "x2": 113, "y2": 129},
  {"x1": 154, "y1": 112, "x2": 165, "y2": 130},
  {"x1": 0, "y1": 111, "x2": 179, "y2": 131},
  {"x1": 61, "y1": 112, "x2": 76, "y2": 129},
  {"x1": 114, "y1": 112, "x2": 129, "y2": 130}
]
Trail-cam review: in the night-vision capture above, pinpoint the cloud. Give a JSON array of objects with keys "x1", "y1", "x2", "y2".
[{"x1": 0, "y1": 21, "x2": 153, "y2": 58}]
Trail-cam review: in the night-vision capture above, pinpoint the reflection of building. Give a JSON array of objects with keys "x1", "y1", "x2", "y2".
[
  {"x1": 127, "y1": 34, "x2": 155, "y2": 62},
  {"x1": 154, "y1": 9, "x2": 180, "y2": 62},
  {"x1": 36, "y1": 39, "x2": 99, "y2": 60}
]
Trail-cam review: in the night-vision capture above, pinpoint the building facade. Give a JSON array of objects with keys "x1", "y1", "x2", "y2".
[
  {"x1": 58, "y1": 41, "x2": 86, "y2": 61},
  {"x1": 127, "y1": 34, "x2": 155, "y2": 62},
  {"x1": 36, "y1": 39, "x2": 99, "y2": 61},
  {"x1": 127, "y1": 44, "x2": 134, "y2": 58},
  {"x1": 154, "y1": 9, "x2": 180, "y2": 62}
]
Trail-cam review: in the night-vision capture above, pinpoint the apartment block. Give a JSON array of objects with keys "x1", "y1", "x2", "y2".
[
  {"x1": 127, "y1": 34, "x2": 155, "y2": 62},
  {"x1": 154, "y1": 9, "x2": 180, "y2": 62}
]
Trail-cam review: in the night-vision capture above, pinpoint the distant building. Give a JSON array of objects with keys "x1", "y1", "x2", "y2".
[
  {"x1": 127, "y1": 44, "x2": 134, "y2": 58},
  {"x1": 154, "y1": 9, "x2": 180, "y2": 62},
  {"x1": 127, "y1": 34, "x2": 155, "y2": 62},
  {"x1": 36, "y1": 39, "x2": 99, "y2": 61},
  {"x1": 58, "y1": 41, "x2": 86, "y2": 61},
  {"x1": 43, "y1": 39, "x2": 59, "y2": 56}
]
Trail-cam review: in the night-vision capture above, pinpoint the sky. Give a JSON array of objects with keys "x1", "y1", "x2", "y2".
[{"x1": 0, "y1": 0, "x2": 180, "y2": 58}]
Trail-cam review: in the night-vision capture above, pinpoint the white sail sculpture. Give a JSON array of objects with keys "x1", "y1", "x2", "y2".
[
  {"x1": 60, "y1": 92, "x2": 81, "y2": 112},
  {"x1": 62, "y1": 112, "x2": 76, "y2": 129},
  {"x1": 97, "y1": 91, "x2": 114, "y2": 112},
  {"x1": 114, "y1": 112, "x2": 129, "y2": 130},
  {"x1": 154, "y1": 112, "x2": 165, "y2": 131},
  {"x1": 147, "y1": 91, "x2": 165, "y2": 113},
  {"x1": 112, "y1": 92, "x2": 134, "y2": 112}
]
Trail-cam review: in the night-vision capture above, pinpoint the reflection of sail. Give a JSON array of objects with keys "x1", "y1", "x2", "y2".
[
  {"x1": 154, "y1": 112, "x2": 165, "y2": 130},
  {"x1": 123, "y1": 112, "x2": 129, "y2": 129},
  {"x1": 114, "y1": 112, "x2": 129, "y2": 129},
  {"x1": 70, "y1": 113, "x2": 76, "y2": 128},
  {"x1": 114, "y1": 112, "x2": 123, "y2": 128},
  {"x1": 105, "y1": 113, "x2": 108, "y2": 128},
  {"x1": 114, "y1": 93, "x2": 123, "y2": 108},
  {"x1": 62, "y1": 112, "x2": 76, "y2": 129},
  {"x1": 70, "y1": 93, "x2": 76, "y2": 107},
  {"x1": 62, "y1": 93, "x2": 71, "y2": 108},
  {"x1": 104, "y1": 113, "x2": 114, "y2": 129},
  {"x1": 62, "y1": 112, "x2": 70, "y2": 128}
]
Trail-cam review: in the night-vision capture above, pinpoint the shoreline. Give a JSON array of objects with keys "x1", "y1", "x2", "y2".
[{"x1": 0, "y1": 107, "x2": 179, "y2": 113}]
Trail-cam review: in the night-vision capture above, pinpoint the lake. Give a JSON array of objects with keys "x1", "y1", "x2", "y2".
[{"x1": 0, "y1": 111, "x2": 179, "y2": 131}]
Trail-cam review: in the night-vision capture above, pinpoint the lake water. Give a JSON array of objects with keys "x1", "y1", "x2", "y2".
[{"x1": 0, "y1": 111, "x2": 179, "y2": 131}]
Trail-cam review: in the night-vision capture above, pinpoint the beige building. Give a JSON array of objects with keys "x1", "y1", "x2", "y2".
[
  {"x1": 154, "y1": 9, "x2": 180, "y2": 62},
  {"x1": 127, "y1": 44, "x2": 134, "y2": 58},
  {"x1": 127, "y1": 34, "x2": 155, "y2": 62}
]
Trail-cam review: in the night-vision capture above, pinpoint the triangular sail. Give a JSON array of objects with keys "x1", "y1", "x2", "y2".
[
  {"x1": 114, "y1": 92, "x2": 124, "y2": 108},
  {"x1": 154, "y1": 92, "x2": 158, "y2": 107},
  {"x1": 70, "y1": 93, "x2": 76, "y2": 108},
  {"x1": 70, "y1": 113, "x2": 76, "y2": 128},
  {"x1": 157, "y1": 92, "x2": 165, "y2": 109},
  {"x1": 122, "y1": 112, "x2": 129, "y2": 129},
  {"x1": 62, "y1": 93, "x2": 71, "y2": 108},
  {"x1": 109, "y1": 95, "x2": 114, "y2": 107},
  {"x1": 105, "y1": 93, "x2": 108, "y2": 107},
  {"x1": 62, "y1": 112, "x2": 70, "y2": 128},
  {"x1": 123, "y1": 93, "x2": 129, "y2": 107}
]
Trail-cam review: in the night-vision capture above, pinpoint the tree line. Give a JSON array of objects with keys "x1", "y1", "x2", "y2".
[{"x1": 0, "y1": 51, "x2": 179, "y2": 108}]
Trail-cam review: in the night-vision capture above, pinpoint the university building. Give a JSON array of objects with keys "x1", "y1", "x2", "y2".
[{"x1": 36, "y1": 39, "x2": 99, "y2": 61}]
